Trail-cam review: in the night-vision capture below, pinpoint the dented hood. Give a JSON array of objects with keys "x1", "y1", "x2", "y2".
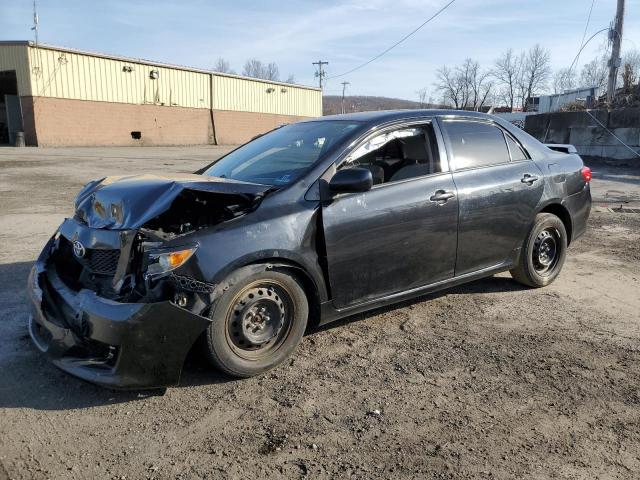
[{"x1": 74, "y1": 173, "x2": 272, "y2": 229}]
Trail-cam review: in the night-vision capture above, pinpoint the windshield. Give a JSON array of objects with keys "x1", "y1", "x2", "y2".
[{"x1": 203, "y1": 121, "x2": 361, "y2": 186}]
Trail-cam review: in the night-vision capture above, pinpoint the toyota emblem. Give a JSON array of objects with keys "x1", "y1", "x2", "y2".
[{"x1": 72, "y1": 240, "x2": 86, "y2": 258}]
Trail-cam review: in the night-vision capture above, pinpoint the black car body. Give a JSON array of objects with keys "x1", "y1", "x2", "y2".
[{"x1": 28, "y1": 110, "x2": 591, "y2": 389}]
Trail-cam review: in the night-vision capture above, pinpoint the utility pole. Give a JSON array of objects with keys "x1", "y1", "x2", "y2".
[
  {"x1": 607, "y1": 0, "x2": 625, "y2": 103},
  {"x1": 312, "y1": 60, "x2": 328, "y2": 89},
  {"x1": 340, "y1": 81, "x2": 350, "y2": 114}
]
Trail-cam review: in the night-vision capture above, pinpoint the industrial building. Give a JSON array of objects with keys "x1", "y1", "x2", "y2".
[
  {"x1": 0, "y1": 41, "x2": 322, "y2": 146},
  {"x1": 528, "y1": 86, "x2": 601, "y2": 113}
]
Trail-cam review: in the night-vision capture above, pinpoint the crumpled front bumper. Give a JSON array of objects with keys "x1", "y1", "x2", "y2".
[{"x1": 27, "y1": 236, "x2": 210, "y2": 390}]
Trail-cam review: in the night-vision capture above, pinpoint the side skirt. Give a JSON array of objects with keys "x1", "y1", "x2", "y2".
[{"x1": 318, "y1": 261, "x2": 514, "y2": 326}]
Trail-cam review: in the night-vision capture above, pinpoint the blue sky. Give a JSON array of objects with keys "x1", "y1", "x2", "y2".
[{"x1": 2, "y1": 0, "x2": 640, "y2": 100}]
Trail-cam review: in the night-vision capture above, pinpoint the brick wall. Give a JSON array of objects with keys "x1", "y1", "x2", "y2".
[
  {"x1": 20, "y1": 96, "x2": 313, "y2": 147},
  {"x1": 24, "y1": 96, "x2": 213, "y2": 146},
  {"x1": 212, "y1": 109, "x2": 310, "y2": 145}
]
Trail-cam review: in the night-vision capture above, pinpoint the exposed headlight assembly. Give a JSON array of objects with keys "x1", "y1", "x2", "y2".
[{"x1": 146, "y1": 246, "x2": 197, "y2": 278}]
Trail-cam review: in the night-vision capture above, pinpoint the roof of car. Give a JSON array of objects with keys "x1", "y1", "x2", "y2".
[{"x1": 305, "y1": 109, "x2": 493, "y2": 125}]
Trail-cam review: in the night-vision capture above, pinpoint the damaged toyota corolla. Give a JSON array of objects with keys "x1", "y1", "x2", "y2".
[{"x1": 28, "y1": 110, "x2": 591, "y2": 389}]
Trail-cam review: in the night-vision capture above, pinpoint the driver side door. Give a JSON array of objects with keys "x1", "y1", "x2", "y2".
[{"x1": 320, "y1": 122, "x2": 459, "y2": 309}]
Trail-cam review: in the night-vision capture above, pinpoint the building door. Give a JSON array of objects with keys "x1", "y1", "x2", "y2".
[
  {"x1": 5, "y1": 95, "x2": 23, "y2": 145},
  {"x1": 0, "y1": 71, "x2": 21, "y2": 145}
]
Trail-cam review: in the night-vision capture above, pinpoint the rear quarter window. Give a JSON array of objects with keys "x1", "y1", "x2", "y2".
[
  {"x1": 505, "y1": 134, "x2": 528, "y2": 161},
  {"x1": 442, "y1": 120, "x2": 511, "y2": 170}
]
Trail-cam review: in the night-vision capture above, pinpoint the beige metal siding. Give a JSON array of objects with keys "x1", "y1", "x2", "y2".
[
  {"x1": 0, "y1": 45, "x2": 31, "y2": 95},
  {"x1": 212, "y1": 74, "x2": 322, "y2": 117},
  {"x1": 1, "y1": 43, "x2": 321, "y2": 117},
  {"x1": 27, "y1": 46, "x2": 210, "y2": 109}
]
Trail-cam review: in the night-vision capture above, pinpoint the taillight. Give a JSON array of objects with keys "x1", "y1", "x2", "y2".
[{"x1": 581, "y1": 166, "x2": 592, "y2": 183}]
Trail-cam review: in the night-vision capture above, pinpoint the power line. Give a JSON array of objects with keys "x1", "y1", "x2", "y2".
[
  {"x1": 326, "y1": 0, "x2": 457, "y2": 80},
  {"x1": 575, "y1": 0, "x2": 596, "y2": 67},
  {"x1": 567, "y1": 27, "x2": 609, "y2": 78}
]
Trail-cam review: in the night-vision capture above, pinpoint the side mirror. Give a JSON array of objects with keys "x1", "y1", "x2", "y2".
[{"x1": 329, "y1": 168, "x2": 373, "y2": 194}]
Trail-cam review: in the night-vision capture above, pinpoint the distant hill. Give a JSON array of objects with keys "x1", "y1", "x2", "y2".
[{"x1": 323, "y1": 95, "x2": 442, "y2": 115}]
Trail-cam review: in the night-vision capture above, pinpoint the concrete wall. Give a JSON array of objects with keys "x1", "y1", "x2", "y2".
[{"x1": 525, "y1": 108, "x2": 640, "y2": 161}]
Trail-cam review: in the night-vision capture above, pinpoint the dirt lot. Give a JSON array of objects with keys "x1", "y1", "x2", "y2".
[{"x1": 1, "y1": 147, "x2": 639, "y2": 480}]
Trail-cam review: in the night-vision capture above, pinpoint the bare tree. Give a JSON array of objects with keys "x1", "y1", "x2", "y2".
[
  {"x1": 264, "y1": 62, "x2": 280, "y2": 81},
  {"x1": 620, "y1": 49, "x2": 640, "y2": 87},
  {"x1": 434, "y1": 66, "x2": 464, "y2": 109},
  {"x1": 518, "y1": 44, "x2": 551, "y2": 111},
  {"x1": 416, "y1": 87, "x2": 429, "y2": 107},
  {"x1": 242, "y1": 59, "x2": 280, "y2": 81},
  {"x1": 580, "y1": 55, "x2": 608, "y2": 91},
  {"x1": 434, "y1": 59, "x2": 493, "y2": 111},
  {"x1": 476, "y1": 77, "x2": 495, "y2": 110},
  {"x1": 461, "y1": 58, "x2": 493, "y2": 111},
  {"x1": 285, "y1": 74, "x2": 296, "y2": 84},
  {"x1": 212, "y1": 57, "x2": 236, "y2": 75},
  {"x1": 493, "y1": 49, "x2": 522, "y2": 112},
  {"x1": 552, "y1": 67, "x2": 577, "y2": 94}
]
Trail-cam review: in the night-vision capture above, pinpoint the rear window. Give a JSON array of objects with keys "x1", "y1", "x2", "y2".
[{"x1": 443, "y1": 120, "x2": 511, "y2": 170}]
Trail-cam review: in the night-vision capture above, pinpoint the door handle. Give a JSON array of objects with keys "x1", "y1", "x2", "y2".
[
  {"x1": 521, "y1": 173, "x2": 539, "y2": 185},
  {"x1": 429, "y1": 190, "x2": 455, "y2": 204}
]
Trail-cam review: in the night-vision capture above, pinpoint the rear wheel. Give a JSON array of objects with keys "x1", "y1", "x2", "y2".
[
  {"x1": 510, "y1": 213, "x2": 567, "y2": 288},
  {"x1": 204, "y1": 268, "x2": 308, "y2": 377}
]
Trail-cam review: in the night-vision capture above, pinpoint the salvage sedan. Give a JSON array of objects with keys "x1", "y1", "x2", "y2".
[{"x1": 28, "y1": 110, "x2": 591, "y2": 389}]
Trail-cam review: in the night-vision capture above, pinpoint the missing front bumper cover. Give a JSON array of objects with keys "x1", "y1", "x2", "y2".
[{"x1": 27, "y1": 245, "x2": 211, "y2": 389}]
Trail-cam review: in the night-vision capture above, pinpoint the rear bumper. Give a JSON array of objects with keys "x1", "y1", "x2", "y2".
[{"x1": 27, "y1": 236, "x2": 210, "y2": 390}]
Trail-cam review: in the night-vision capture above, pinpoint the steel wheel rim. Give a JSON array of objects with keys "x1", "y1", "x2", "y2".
[
  {"x1": 532, "y1": 228, "x2": 559, "y2": 274},
  {"x1": 225, "y1": 280, "x2": 294, "y2": 360}
]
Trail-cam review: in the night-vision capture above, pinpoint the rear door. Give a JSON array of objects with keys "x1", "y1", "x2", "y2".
[
  {"x1": 321, "y1": 121, "x2": 459, "y2": 308},
  {"x1": 439, "y1": 118, "x2": 544, "y2": 276}
]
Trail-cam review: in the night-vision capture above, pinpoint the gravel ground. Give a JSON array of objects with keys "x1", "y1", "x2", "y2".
[{"x1": 0, "y1": 147, "x2": 639, "y2": 480}]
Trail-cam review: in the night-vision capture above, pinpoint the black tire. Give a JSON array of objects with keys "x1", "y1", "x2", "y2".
[
  {"x1": 204, "y1": 268, "x2": 308, "y2": 377},
  {"x1": 510, "y1": 213, "x2": 567, "y2": 288}
]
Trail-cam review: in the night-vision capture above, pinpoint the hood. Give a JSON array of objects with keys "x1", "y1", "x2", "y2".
[{"x1": 75, "y1": 173, "x2": 272, "y2": 230}]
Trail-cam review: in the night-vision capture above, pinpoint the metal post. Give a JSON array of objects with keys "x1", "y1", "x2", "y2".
[
  {"x1": 341, "y1": 81, "x2": 350, "y2": 114},
  {"x1": 607, "y1": 0, "x2": 625, "y2": 103}
]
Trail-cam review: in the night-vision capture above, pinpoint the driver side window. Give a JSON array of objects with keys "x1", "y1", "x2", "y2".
[{"x1": 341, "y1": 125, "x2": 441, "y2": 185}]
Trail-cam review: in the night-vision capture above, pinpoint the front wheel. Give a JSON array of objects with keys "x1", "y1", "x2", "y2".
[
  {"x1": 510, "y1": 213, "x2": 567, "y2": 288},
  {"x1": 204, "y1": 268, "x2": 308, "y2": 377}
]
